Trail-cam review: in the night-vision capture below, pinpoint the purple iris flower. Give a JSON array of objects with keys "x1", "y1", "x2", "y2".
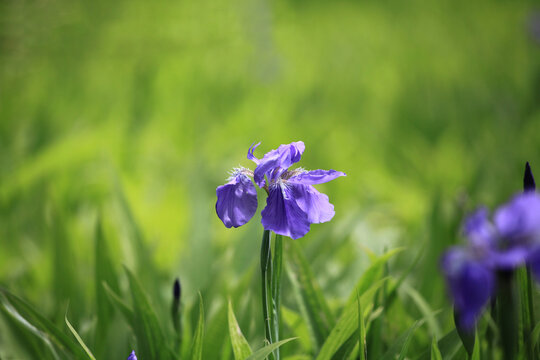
[
  {"x1": 215, "y1": 141, "x2": 345, "y2": 239},
  {"x1": 127, "y1": 350, "x2": 137, "y2": 360},
  {"x1": 441, "y1": 192, "x2": 540, "y2": 329}
]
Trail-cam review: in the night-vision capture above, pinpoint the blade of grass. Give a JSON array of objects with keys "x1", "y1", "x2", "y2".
[
  {"x1": 102, "y1": 282, "x2": 134, "y2": 328},
  {"x1": 124, "y1": 266, "x2": 167, "y2": 360},
  {"x1": 0, "y1": 288, "x2": 87, "y2": 358},
  {"x1": 286, "y1": 239, "x2": 334, "y2": 350},
  {"x1": 65, "y1": 308, "x2": 97, "y2": 360},
  {"x1": 380, "y1": 321, "x2": 423, "y2": 360},
  {"x1": 245, "y1": 338, "x2": 297, "y2": 360},
  {"x1": 357, "y1": 292, "x2": 366, "y2": 360},
  {"x1": 315, "y1": 278, "x2": 387, "y2": 360},
  {"x1": 94, "y1": 217, "x2": 119, "y2": 356},
  {"x1": 191, "y1": 293, "x2": 205, "y2": 360},
  {"x1": 228, "y1": 300, "x2": 252, "y2": 360},
  {"x1": 431, "y1": 337, "x2": 443, "y2": 360}
]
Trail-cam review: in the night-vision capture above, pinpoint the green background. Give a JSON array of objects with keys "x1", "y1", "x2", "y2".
[{"x1": 1, "y1": 0, "x2": 539, "y2": 357}]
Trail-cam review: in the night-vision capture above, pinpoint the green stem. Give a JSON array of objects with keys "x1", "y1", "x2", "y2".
[
  {"x1": 260, "y1": 230, "x2": 275, "y2": 360},
  {"x1": 271, "y1": 234, "x2": 283, "y2": 360},
  {"x1": 525, "y1": 266, "x2": 537, "y2": 359},
  {"x1": 497, "y1": 270, "x2": 518, "y2": 360}
]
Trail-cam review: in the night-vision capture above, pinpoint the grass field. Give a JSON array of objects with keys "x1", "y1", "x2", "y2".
[{"x1": 1, "y1": 0, "x2": 540, "y2": 359}]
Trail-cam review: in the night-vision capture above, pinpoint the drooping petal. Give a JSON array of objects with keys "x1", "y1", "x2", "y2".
[
  {"x1": 253, "y1": 141, "x2": 305, "y2": 187},
  {"x1": 287, "y1": 169, "x2": 346, "y2": 185},
  {"x1": 261, "y1": 183, "x2": 310, "y2": 239},
  {"x1": 490, "y1": 247, "x2": 530, "y2": 269},
  {"x1": 247, "y1": 142, "x2": 261, "y2": 164},
  {"x1": 462, "y1": 207, "x2": 496, "y2": 250},
  {"x1": 290, "y1": 183, "x2": 335, "y2": 224},
  {"x1": 216, "y1": 173, "x2": 258, "y2": 228},
  {"x1": 441, "y1": 248, "x2": 495, "y2": 330},
  {"x1": 127, "y1": 351, "x2": 137, "y2": 360},
  {"x1": 494, "y1": 192, "x2": 540, "y2": 243}
]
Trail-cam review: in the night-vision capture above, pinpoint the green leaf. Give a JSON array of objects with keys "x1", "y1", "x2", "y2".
[
  {"x1": 315, "y1": 279, "x2": 387, "y2": 360},
  {"x1": 228, "y1": 300, "x2": 252, "y2": 360},
  {"x1": 380, "y1": 321, "x2": 423, "y2": 360},
  {"x1": 191, "y1": 293, "x2": 205, "y2": 360},
  {"x1": 125, "y1": 267, "x2": 168, "y2": 360},
  {"x1": 286, "y1": 239, "x2": 334, "y2": 350},
  {"x1": 65, "y1": 309, "x2": 97, "y2": 360},
  {"x1": 246, "y1": 338, "x2": 297, "y2": 360},
  {"x1": 0, "y1": 287, "x2": 87, "y2": 358},
  {"x1": 431, "y1": 337, "x2": 443, "y2": 360}
]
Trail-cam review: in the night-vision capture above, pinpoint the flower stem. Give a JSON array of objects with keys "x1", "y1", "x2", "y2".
[
  {"x1": 496, "y1": 270, "x2": 518, "y2": 360},
  {"x1": 260, "y1": 230, "x2": 275, "y2": 360},
  {"x1": 271, "y1": 234, "x2": 283, "y2": 360}
]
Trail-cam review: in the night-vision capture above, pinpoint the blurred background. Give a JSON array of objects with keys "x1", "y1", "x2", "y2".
[{"x1": 1, "y1": 0, "x2": 540, "y2": 357}]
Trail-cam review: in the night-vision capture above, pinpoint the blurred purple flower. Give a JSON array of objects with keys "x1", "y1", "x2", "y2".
[
  {"x1": 216, "y1": 141, "x2": 345, "y2": 239},
  {"x1": 441, "y1": 188, "x2": 540, "y2": 328},
  {"x1": 127, "y1": 350, "x2": 137, "y2": 360}
]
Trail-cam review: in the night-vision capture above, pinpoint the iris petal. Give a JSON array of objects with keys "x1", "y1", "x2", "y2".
[
  {"x1": 215, "y1": 173, "x2": 258, "y2": 228},
  {"x1": 247, "y1": 142, "x2": 261, "y2": 164},
  {"x1": 290, "y1": 184, "x2": 335, "y2": 224},
  {"x1": 261, "y1": 184, "x2": 310, "y2": 239},
  {"x1": 441, "y1": 248, "x2": 495, "y2": 330},
  {"x1": 288, "y1": 169, "x2": 346, "y2": 185},
  {"x1": 494, "y1": 192, "x2": 540, "y2": 241},
  {"x1": 462, "y1": 207, "x2": 496, "y2": 249},
  {"x1": 254, "y1": 141, "x2": 305, "y2": 187},
  {"x1": 127, "y1": 351, "x2": 137, "y2": 360}
]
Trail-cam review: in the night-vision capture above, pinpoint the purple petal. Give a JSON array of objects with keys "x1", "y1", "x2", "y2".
[
  {"x1": 127, "y1": 351, "x2": 137, "y2": 360},
  {"x1": 288, "y1": 169, "x2": 346, "y2": 185},
  {"x1": 441, "y1": 248, "x2": 495, "y2": 330},
  {"x1": 216, "y1": 173, "x2": 258, "y2": 228},
  {"x1": 290, "y1": 184, "x2": 335, "y2": 224},
  {"x1": 462, "y1": 207, "x2": 496, "y2": 250},
  {"x1": 253, "y1": 141, "x2": 305, "y2": 187},
  {"x1": 491, "y1": 247, "x2": 530, "y2": 269},
  {"x1": 247, "y1": 142, "x2": 261, "y2": 164},
  {"x1": 494, "y1": 192, "x2": 540, "y2": 243},
  {"x1": 261, "y1": 183, "x2": 310, "y2": 239}
]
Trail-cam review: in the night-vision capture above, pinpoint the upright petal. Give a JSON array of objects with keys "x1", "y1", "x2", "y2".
[
  {"x1": 287, "y1": 169, "x2": 346, "y2": 185},
  {"x1": 494, "y1": 192, "x2": 540, "y2": 243},
  {"x1": 261, "y1": 183, "x2": 310, "y2": 239},
  {"x1": 127, "y1": 351, "x2": 137, "y2": 360},
  {"x1": 216, "y1": 173, "x2": 258, "y2": 228},
  {"x1": 254, "y1": 141, "x2": 305, "y2": 187},
  {"x1": 441, "y1": 248, "x2": 495, "y2": 330},
  {"x1": 290, "y1": 183, "x2": 335, "y2": 224},
  {"x1": 462, "y1": 207, "x2": 496, "y2": 250},
  {"x1": 247, "y1": 142, "x2": 261, "y2": 164}
]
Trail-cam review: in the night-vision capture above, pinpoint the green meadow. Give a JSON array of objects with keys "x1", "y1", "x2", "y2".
[{"x1": 1, "y1": 0, "x2": 540, "y2": 358}]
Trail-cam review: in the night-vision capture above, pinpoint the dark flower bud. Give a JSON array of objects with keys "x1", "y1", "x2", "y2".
[
  {"x1": 524, "y1": 162, "x2": 536, "y2": 192},
  {"x1": 173, "y1": 278, "x2": 181, "y2": 301}
]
